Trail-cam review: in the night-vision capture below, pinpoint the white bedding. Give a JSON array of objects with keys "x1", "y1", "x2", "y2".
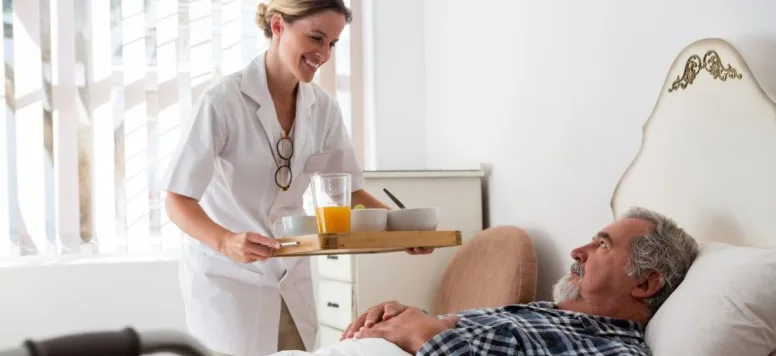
[{"x1": 272, "y1": 338, "x2": 411, "y2": 356}]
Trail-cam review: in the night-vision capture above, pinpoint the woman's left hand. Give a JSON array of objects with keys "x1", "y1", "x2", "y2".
[{"x1": 405, "y1": 247, "x2": 434, "y2": 255}]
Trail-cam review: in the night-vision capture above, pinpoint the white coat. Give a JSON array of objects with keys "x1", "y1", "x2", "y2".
[{"x1": 161, "y1": 50, "x2": 365, "y2": 356}]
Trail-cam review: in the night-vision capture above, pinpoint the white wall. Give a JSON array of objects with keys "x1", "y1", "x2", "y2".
[
  {"x1": 0, "y1": 256, "x2": 185, "y2": 349},
  {"x1": 370, "y1": 0, "x2": 428, "y2": 170},
  {"x1": 423, "y1": 0, "x2": 776, "y2": 300}
]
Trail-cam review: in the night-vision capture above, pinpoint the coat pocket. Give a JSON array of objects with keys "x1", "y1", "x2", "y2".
[
  {"x1": 303, "y1": 151, "x2": 334, "y2": 174},
  {"x1": 197, "y1": 249, "x2": 274, "y2": 287}
]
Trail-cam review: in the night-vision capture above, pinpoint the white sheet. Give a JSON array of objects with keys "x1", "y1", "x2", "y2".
[{"x1": 271, "y1": 338, "x2": 411, "y2": 356}]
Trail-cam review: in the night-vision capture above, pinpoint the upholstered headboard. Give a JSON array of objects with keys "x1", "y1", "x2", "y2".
[
  {"x1": 608, "y1": 38, "x2": 776, "y2": 356},
  {"x1": 611, "y1": 38, "x2": 776, "y2": 248}
]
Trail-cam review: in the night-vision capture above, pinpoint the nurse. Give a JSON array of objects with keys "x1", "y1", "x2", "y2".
[{"x1": 161, "y1": 1, "x2": 433, "y2": 355}]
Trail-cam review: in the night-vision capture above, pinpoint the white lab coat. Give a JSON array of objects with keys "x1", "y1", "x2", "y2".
[{"x1": 161, "y1": 50, "x2": 364, "y2": 356}]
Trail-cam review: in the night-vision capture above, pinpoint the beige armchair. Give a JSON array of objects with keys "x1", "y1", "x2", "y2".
[{"x1": 431, "y1": 226, "x2": 538, "y2": 315}]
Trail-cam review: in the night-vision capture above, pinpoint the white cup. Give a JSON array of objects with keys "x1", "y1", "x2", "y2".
[
  {"x1": 273, "y1": 215, "x2": 319, "y2": 237},
  {"x1": 350, "y1": 209, "x2": 388, "y2": 232}
]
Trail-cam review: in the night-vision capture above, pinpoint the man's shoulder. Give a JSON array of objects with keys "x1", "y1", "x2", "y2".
[
  {"x1": 423, "y1": 302, "x2": 650, "y2": 356},
  {"x1": 500, "y1": 301, "x2": 560, "y2": 316},
  {"x1": 457, "y1": 301, "x2": 648, "y2": 342},
  {"x1": 524, "y1": 301, "x2": 558, "y2": 310},
  {"x1": 450, "y1": 301, "x2": 556, "y2": 319},
  {"x1": 507, "y1": 302, "x2": 650, "y2": 354}
]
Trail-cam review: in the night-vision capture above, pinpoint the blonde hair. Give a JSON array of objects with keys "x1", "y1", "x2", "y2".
[{"x1": 256, "y1": 0, "x2": 352, "y2": 39}]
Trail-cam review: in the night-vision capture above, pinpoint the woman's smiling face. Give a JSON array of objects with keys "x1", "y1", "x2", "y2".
[{"x1": 271, "y1": 10, "x2": 346, "y2": 83}]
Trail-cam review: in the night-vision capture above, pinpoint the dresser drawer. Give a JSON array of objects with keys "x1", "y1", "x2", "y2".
[
  {"x1": 317, "y1": 280, "x2": 354, "y2": 330},
  {"x1": 317, "y1": 324, "x2": 344, "y2": 348},
  {"x1": 316, "y1": 255, "x2": 354, "y2": 282}
]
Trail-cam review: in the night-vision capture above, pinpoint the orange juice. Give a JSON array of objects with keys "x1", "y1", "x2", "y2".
[{"x1": 316, "y1": 206, "x2": 351, "y2": 233}]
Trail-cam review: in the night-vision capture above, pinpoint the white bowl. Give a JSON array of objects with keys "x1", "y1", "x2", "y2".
[
  {"x1": 272, "y1": 215, "x2": 319, "y2": 237},
  {"x1": 387, "y1": 208, "x2": 439, "y2": 231},
  {"x1": 350, "y1": 208, "x2": 388, "y2": 232}
]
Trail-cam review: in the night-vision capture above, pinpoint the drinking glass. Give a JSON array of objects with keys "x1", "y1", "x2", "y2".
[{"x1": 310, "y1": 173, "x2": 352, "y2": 233}]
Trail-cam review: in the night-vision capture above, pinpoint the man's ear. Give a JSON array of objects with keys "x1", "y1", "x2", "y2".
[{"x1": 631, "y1": 271, "x2": 662, "y2": 299}]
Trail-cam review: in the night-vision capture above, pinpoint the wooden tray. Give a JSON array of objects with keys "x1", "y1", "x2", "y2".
[{"x1": 273, "y1": 231, "x2": 462, "y2": 257}]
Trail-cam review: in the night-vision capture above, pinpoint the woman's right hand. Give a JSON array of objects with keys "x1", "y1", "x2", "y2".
[{"x1": 219, "y1": 232, "x2": 280, "y2": 263}]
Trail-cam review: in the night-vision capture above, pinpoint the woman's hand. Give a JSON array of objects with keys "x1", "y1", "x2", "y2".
[
  {"x1": 405, "y1": 247, "x2": 434, "y2": 255},
  {"x1": 341, "y1": 300, "x2": 411, "y2": 340},
  {"x1": 219, "y1": 232, "x2": 280, "y2": 263}
]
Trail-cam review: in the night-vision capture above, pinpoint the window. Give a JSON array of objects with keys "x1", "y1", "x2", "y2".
[{"x1": 0, "y1": 0, "x2": 364, "y2": 258}]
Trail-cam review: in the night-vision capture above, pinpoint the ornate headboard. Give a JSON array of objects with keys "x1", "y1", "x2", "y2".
[{"x1": 611, "y1": 38, "x2": 776, "y2": 248}]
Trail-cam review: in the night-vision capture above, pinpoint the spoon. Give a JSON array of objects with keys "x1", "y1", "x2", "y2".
[{"x1": 382, "y1": 188, "x2": 406, "y2": 209}]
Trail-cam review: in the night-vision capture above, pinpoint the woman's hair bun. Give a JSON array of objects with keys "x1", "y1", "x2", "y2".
[
  {"x1": 255, "y1": 0, "x2": 352, "y2": 39},
  {"x1": 256, "y1": 3, "x2": 272, "y2": 38}
]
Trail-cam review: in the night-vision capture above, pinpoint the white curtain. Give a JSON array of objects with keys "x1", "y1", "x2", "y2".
[
  {"x1": 0, "y1": 0, "x2": 271, "y2": 257},
  {"x1": 0, "y1": 0, "x2": 357, "y2": 258}
]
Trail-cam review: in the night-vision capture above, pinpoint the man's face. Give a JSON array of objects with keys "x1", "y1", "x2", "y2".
[{"x1": 553, "y1": 218, "x2": 655, "y2": 305}]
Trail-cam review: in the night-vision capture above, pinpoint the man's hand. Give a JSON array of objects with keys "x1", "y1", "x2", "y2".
[
  {"x1": 405, "y1": 247, "x2": 434, "y2": 255},
  {"x1": 341, "y1": 301, "x2": 410, "y2": 340},
  {"x1": 355, "y1": 308, "x2": 459, "y2": 354}
]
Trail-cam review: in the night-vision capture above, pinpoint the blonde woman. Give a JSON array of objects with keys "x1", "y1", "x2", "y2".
[{"x1": 161, "y1": 0, "x2": 433, "y2": 355}]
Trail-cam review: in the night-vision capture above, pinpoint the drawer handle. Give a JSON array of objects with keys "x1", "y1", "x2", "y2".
[
  {"x1": 327, "y1": 302, "x2": 340, "y2": 308},
  {"x1": 326, "y1": 255, "x2": 339, "y2": 260}
]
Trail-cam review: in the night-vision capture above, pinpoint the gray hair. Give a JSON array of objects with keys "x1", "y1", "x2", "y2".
[{"x1": 622, "y1": 206, "x2": 699, "y2": 316}]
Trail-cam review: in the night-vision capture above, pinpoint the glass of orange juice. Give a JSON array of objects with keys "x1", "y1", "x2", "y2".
[{"x1": 310, "y1": 173, "x2": 352, "y2": 233}]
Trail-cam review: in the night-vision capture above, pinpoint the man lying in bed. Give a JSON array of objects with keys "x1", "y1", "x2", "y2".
[
  {"x1": 272, "y1": 207, "x2": 698, "y2": 356},
  {"x1": 331, "y1": 206, "x2": 700, "y2": 356}
]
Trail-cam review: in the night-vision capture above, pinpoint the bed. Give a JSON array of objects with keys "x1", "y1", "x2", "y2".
[
  {"x1": 611, "y1": 38, "x2": 776, "y2": 356},
  {"x1": 274, "y1": 37, "x2": 776, "y2": 356}
]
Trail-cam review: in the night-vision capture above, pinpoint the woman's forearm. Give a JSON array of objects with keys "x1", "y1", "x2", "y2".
[
  {"x1": 165, "y1": 191, "x2": 233, "y2": 252},
  {"x1": 352, "y1": 189, "x2": 391, "y2": 209}
]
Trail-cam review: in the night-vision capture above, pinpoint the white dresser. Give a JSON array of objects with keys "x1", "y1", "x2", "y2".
[{"x1": 306, "y1": 168, "x2": 486, "y2": 348}]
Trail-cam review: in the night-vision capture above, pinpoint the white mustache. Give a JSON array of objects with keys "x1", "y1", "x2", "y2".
[{"x1": 571, "y1": 262, "x2": 584, "y2": 276}]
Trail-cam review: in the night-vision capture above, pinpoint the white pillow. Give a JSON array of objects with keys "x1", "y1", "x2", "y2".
[{"x1": 646, "y1": 242, "x2": 776, "y2": 356}]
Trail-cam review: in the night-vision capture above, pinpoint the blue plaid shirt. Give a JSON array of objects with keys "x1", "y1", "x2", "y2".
[{"x1": 418, "y1": 302, "x2": 649, "y2": 356}]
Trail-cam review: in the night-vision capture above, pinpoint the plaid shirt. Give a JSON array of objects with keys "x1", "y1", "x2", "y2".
[{"x1": 417, "y1": 302, "x2": 649, "y2": 356}]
